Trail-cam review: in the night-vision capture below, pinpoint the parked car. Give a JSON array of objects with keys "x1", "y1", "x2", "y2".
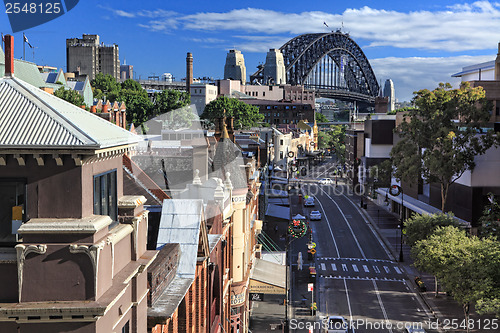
[
  {"x1": 310, "y1": 210, "x2": 322, "y2": 221},
  {"x1": 326, "y1": 316, "x2": 349, "y2": 333},
  {"x1": 319, "y1": 178, "x2": 333, "y2": 185},
  {"x1": 304, "y1": 197, "x2": 315, "y2": 207}
]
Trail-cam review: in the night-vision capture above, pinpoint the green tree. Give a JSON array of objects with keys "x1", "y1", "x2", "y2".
[
  {"x1": 317, "y1": 131, "x2": 332, "y2": 149},
  {"x1": 154, "y1": 90, "x2": 191, "y2": 116},
  {"x1": 120, "y1": 90, "x2": 153, "y2": 130},
  {"x1": 201, "y1": 96, "x2": 264, "y2": 129},
  {"x1": 121, "y1": 79, "x2": 143, "y2": 91},
  {"x1": 53, "y1": 87, "x2": 84, "y2": 107},
  {"x1": 391, "y1": 82, "x2": 498, "y2": 212},
  {"x1": 91, "y1": 73, "x2": 121, "y2": 101},
  {"x1": 315, "y1": 112, "x2": 329, "y2": 123},
  {"x1": 405, "y1": 213, "x2": 461, "y2": 247},
  {"x1": 413, "y1": 227, "x2": 500, "y2": 326},
  {"x1": 329, "y1": 125, "x2": 346, "y2": 163},
  {"x1": 478, "y1": 193, "x2": 500, "y2": 239}
]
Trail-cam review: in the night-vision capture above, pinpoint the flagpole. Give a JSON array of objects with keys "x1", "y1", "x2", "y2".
[{"x1": 23, "y1": 33, "x2": 25, "y2": 60}]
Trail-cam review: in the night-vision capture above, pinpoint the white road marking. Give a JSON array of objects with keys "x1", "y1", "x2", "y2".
[
  {"x1": 372, "y1": 280, "x2": 393, "y2": 333},
  {"x1": 373, "y1": 266, "x2": 381, "y2": 273},
  {"x1": 352, "y1": 264, "x2": 359, "y2": 272},
  {"x1": 343, "y1": 278, "x2": 354, "y2": 323},
  {"x1": 384, "y1": 266, "x2": 391, "y2": 273},
  {"x1": 317, "y1": 187, "x2": 366, "y2": 259},
  {"x1": 394, "y1": 266, "x2": 402, "y2": 274},
  {"x1": 331, "y1": 264, "x2": 337, "y2": 271},
  {"x1": 363, "y1": 265, "x2": 370, "y2": 272},
  {"x1": 313, "y1": 192, "x2": 341, "y2": 259},
  {"x1": 321, "y1": 263, "x2": 326, "y2": 271},
  {"x1": 342, "y1": 264, "x2": 348, "y2": 271}
]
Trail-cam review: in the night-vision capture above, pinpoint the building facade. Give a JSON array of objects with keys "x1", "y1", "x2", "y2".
[
  {"x1": 383, "y1": 79, "x2": 395, "y2": 112},
  {"x1": 263, "y1": 49, "x2": 286, "y2": 85},
  {"x1": 0, "y1": 35, "x2": 154, "y2": 332},
  {"x1": 66, "y1": 34, "x2": 120, "y2": 81}
]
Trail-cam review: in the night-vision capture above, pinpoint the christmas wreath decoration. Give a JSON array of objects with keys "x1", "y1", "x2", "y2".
[
  {"x1": 288, "y1": 219, "x2": 307, "y2": 238},
  {"x1": 389, "y1": 185, "x2": 401, "y2": 196}
]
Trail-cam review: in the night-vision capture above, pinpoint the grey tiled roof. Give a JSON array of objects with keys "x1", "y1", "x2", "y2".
[
  {"x1": 212, "y1": 137, "x2": 248, "y2": 189},
  {"x1": 0, "y1": 77, "x2": 140, "y2": 149}
]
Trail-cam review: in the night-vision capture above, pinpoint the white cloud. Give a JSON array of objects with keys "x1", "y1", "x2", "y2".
[
  {"x1": 108, "y1": 2, "x2": 500, "y2": 52},
  {"x1": 370, "y1": 54, "x2": 495, "y2": 101}
]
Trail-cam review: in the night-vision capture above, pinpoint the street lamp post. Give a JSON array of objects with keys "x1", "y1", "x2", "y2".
[
  {"x1": 399, "y1": 187, "x2": 404, "y2": 262},
  {"x1": 389, "y1": 185, "x2": 404, "y2": 262}
]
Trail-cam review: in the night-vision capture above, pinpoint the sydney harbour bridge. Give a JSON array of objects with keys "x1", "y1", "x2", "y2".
[{"x1": 251, "y1": 32, "x2": 379, "y2": 107}]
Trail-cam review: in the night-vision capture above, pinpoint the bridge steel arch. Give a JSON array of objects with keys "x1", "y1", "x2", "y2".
[{"x1": 253, "y1": 32, "x2": 379, "y2": 104}]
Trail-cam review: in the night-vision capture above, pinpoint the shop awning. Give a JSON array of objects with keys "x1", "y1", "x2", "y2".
[
  {"x1": 249, "y1": 258, "x2": 286, "y2": 294},
  {"x1": 265, "y1": 204, "x2": 290, "y2": 222}
]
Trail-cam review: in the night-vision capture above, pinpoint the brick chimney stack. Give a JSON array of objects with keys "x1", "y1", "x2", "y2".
[
  {"x1": 4, "y1": 35, "x2": 14, "y2": 77},
  {"x1": 186, "y1": 52, "x2": 193, "y2": 95}
]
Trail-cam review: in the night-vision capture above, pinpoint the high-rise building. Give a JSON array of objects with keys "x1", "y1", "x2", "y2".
[
  {"x1": 263, "y1": 49, "x2": 286, "y2": 85},
  {"x1": 224, "y1": 50, "x2": 246, "y2": 84},
  {"x1": 120, "y1": 63, "x2": 133, "y2": 81},
  {"x1": 66, "y1": 34, "x2": 120, "y2": 81},
  {"x1": 383, "y1": 79, "x2": 395, "y2": 112}
]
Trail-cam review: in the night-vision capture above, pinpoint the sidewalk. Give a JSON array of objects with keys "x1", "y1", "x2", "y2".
[{"x1": 354, "y1": 188, "x2": 495, "y2": 333}]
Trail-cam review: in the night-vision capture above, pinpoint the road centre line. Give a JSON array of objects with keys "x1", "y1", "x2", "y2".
[
  {"x1": 372, "y1": 280, "x2": 394, "y2": 333},
  {"x1": 337, "y1": 186, "x2": 395, "y2": 261},
  {"x1": 313, "y1": 191, "x2": 341, "y2": 258},
  {"x1": 343, "y1": 278, "x2": 354, "y2": 323},
  {"x1": 317, "y1": 186, "x2": 366, "y2": 259}
]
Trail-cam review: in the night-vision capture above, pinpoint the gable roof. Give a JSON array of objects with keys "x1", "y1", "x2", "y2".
[{"x1": 0, "y1": 76, "x2": 140, "y2": 150}]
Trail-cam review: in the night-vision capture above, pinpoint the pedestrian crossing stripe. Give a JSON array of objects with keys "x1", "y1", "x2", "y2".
[
  {"x1": 352, "y1": 264, "x2": 359, "y2": 272},
  {"x1": 331, "y1": 264, "x2": 337, "y2": 271},
  {"x1": 363, "y1": 265, "x2": 369, "y2": 272},
  {"x1": 318, "y1": 257, "x2": 394, "y2": 263},
  {"x1": 384, "y1": 266, "x2": 390, "y2": 273},
  {"x1": 321, "y1": 275, "x2": 406, "y2": 282},
  {"x1": 321, "y1": 263, "x2": 326, "y2": 271},
  {"x1": 394, "y1": 267, "x2": 402, "y2": 274}
]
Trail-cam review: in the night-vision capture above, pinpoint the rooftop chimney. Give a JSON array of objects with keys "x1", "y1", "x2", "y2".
[
  {"x1": 186, "y1": 52, "x2": 193, "y2": 95},
  {"x1": 4, "y1": 35, "x2": 14, "y2": 77}
]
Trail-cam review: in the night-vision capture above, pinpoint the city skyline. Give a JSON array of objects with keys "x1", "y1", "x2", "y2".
[{"x1": 1, "y1": 0, "x2": 500, "y2": 101}]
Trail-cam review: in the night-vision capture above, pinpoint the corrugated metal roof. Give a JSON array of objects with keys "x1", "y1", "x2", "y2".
[
  {"x1": 156, "y1": 199, "x2": 204, "y2": 279},
  {"x1": 451, "y1": 60, "x2": 495, "y2": 77},
  {"x1": 0, "y1": 77, "x2": 140, "y2": 149}
]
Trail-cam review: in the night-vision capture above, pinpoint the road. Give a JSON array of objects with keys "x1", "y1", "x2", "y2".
[{"x1": 291, "y1": 158, "x2": 436, "y2": 333}]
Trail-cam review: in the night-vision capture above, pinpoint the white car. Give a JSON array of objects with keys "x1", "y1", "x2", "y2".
[
  {"x1": 319, "y1": 178, "x2": 333, "y2": 185},
  {"x1": 326, "y1": 316, "x2": 349, "y2": 333},
  {"x1": 310, "y1": 210, "x2": 322, "y2": 221},
  {"x1": 304, "y1": 197, "x2": 315, "y2": 207}
]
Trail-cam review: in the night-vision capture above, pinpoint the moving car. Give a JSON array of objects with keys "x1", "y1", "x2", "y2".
[
  {"x1": 326, "y1": 316, "x2": 349, "y2": 333},
  {"x1": 319, "y1": 178, "x2": 333, "y2": 185},
  {"x1": 310, "y1": 210, "x2": 322, "y2": 221},
  {"x1": 304, "y1": 197, "x2": 315, "y2": 207}
]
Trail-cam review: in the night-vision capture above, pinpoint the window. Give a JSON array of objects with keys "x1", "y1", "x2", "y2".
[
  {"x1": 280, "y1": 151, "x2": 284, "y2": 159},
  {"x1": 263, "y1": 92, "x2": 265, "y2": 97},
  {"x1": 280, "y1": 139, "x2": 283, "y2": 145},
  {"x1": 266, "y1": 106, "x2": 271, "y2": 110},
  {"x1": 121, "y1": 321, "x2": 130, "y2": 333},
  {"x1": 93, "y1": 170, "x2": 117, "y2": 226},
  {"x1": 0, "y1": 179, "x2": 26, "y2": 243}
]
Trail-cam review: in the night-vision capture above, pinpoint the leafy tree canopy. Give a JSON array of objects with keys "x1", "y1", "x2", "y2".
[
  {"x1": 391, "y1": 82, "x2": 499, "y2": 212},
  {"x1": 201, "y1": 96, "x2": 264, "y2": 129},
  {"x1": 315, "y1": 112, "x2": 329, "y2": 123},
  {"x1": 478, "y1": 193, "x2": 500, "y2": 240},
  {"x1": 53, "y1": 87, "x2": 84, "y2": 107},
  {"x1": 405, "y1": 213, "x2": 461, "y2": 247}
]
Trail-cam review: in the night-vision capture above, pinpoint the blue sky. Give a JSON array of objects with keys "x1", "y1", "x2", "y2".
[{"x1": 2, "y1": 0, "x2": 500, "y2": 101}]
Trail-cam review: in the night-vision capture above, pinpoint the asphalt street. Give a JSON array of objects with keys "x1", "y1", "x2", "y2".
[{"x1": 289, "y1": 159, "x2": 436, "y2": 333}]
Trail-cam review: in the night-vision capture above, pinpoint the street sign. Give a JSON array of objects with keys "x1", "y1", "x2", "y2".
[
  {"x1": 311, "y1": 242, "x2": 316, "y2": 249},
  {"x1": 310, "y1": 248, "x2": 316, "y2": 255},
  {"x1": 308, "y1": 283, "x2": 314, "y2": 292}
]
